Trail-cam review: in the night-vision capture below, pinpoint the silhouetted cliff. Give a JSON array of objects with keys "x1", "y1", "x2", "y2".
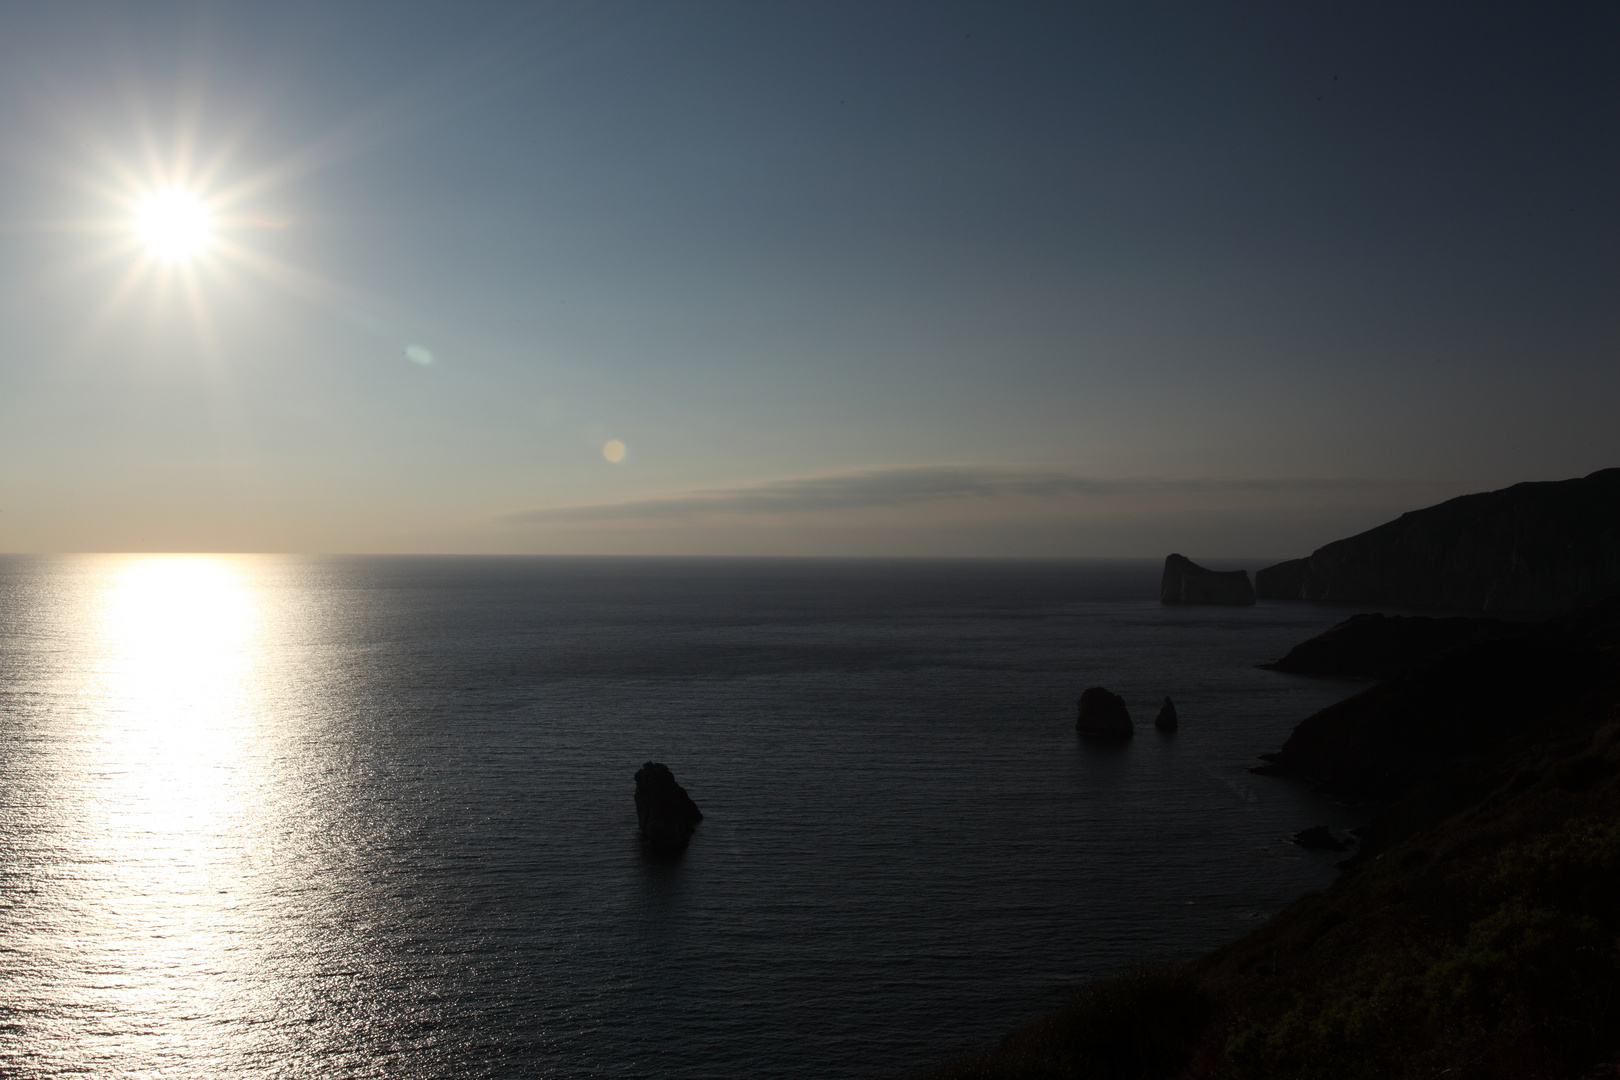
[{"x1": 1255, "y1": 468, "x2": 1620, "y2": 612}]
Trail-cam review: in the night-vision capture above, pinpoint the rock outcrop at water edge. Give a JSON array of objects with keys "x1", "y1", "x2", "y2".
[
  {"x1": 1290, "y1": 825, "x2": 1351, "y2": 852},
  {"x1": 1160, "y1": 554, "x2": 1256, "y2": 605},
  {"x1": 634, "y1": 761, "x2": 703, "y2": 853}
]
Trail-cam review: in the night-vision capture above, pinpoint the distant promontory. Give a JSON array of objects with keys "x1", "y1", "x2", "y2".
[{"x1": 1254, "y1": 468, "x2": 1620, "y2": 613}]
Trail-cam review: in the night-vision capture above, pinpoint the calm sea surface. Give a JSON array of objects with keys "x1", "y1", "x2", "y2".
[{"x1": 0, "y1": 555, "x2": 1371, "y2": 1078}]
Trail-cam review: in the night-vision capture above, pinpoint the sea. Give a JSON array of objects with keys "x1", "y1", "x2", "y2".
[{"x1": 0, "y1": 555, "x2": 1373, "y2": 1079}]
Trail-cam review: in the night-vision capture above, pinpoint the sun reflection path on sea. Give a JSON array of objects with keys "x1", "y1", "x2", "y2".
[
  {"x1": 0, "y1": 556, "x2": 390, "y2": 1078},
  {"x1": 91, "y1": 555, "x2": 259, "y2": 838}
]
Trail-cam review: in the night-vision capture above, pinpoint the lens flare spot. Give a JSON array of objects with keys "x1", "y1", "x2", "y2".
[
  {"x1": 134, "y1": 190, "x2": 212, "y2": 260},
  {"x1": 602, "y1": 439, "x2": 627, "y2": 463},
  {"x1": 405, "y1": 344, "x2": 433, "y2": 365}
]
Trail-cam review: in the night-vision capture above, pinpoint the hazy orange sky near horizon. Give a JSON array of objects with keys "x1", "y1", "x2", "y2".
[{"x1": 1, "y1": 2, "x2": 1615, "y2": 557}]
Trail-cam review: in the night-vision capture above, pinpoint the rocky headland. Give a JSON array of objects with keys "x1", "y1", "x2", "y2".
[
  {"x1": 1161, "y1": 554, "x2": 1256, "y2": 606},
  {"x1": 921, "y1": 598, "x2": 1620, "y2": 1079},
  {"x1": 1254, "y1": 468, "x2": 1620, "y2": 613},
  {"x1": 1257, "y1": 611, "x2": 1525, "y2": 678}
]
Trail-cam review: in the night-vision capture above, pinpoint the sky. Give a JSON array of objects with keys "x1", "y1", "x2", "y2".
[{"x1": 0, "y1": 1, "x2": 1615, "y2": 557}]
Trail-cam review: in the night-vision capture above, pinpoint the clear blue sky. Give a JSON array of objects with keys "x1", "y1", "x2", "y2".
[{"x1": 1, "y1": 1, "x2": 1615, "y2": 555}]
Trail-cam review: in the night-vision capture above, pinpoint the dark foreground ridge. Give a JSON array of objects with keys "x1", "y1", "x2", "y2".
[
  {"x1": 1254, "y1": 467, "x2": 1620, "y2": 613},
  {"x1": 918, "y1": 600, "x2": 1620, "y2": 1079},
  {"x1": 634, "y1": 762, "x2": 702, "y2": 853}
]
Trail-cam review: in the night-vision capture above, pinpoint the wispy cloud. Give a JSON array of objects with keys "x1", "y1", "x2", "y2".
[{"x1": 502, "y1": 466, "x2": 1450, "y2": 525}]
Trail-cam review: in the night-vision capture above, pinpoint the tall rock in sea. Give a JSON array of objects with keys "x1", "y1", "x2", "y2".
[
  {"x1": 634, "y1": 762, "x2": 703, "y2": 853},
  {"x1": 1155, "y1": 696, "x2": 1178, "y2": 731},
  {"x1": 1254, "y1": 468, "x2": 1620, "y2": 613},
  {"x1": 1160, "y1": 554, "x2": 1256, "y2": 605},
  {"x1": 1076, "y1": 687, "x2": 1133, "y2": 741}
]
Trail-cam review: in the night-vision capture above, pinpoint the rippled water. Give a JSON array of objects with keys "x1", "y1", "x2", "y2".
[{"x1": 0, "y1": 555, "x2": 1367, "y2": 1078}]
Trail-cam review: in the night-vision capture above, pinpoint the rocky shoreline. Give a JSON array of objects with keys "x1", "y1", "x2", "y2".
[
  {"x1": 919, "y1": 600, "x2": 1620, "y2": 1079},
  {"x1": 917, "y1": 470, "x2": 1620, "y2": 1077}
]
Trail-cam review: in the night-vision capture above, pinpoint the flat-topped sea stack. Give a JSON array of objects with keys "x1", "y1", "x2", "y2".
[
  {"x1": 1076, "y1": 686, "x2": 1133, "y2": 741},
  {"x1": 1255, "y1": 468, "x2": 1620, "y2": 613},
  {"x1": 1160, "y1": 554, "x2": 1256, "y2": 605},
  {"x1": 634, "y1": 762, "x2": 703, "y2": 853}
]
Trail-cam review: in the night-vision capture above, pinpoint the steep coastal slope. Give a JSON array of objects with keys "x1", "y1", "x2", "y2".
[
  {"x1": 920, "y1": 601, "x2": 1620, "y2": 1080},
  {"x1": 1255, "y1": 468, "x2": 1620, "y2": 612}
]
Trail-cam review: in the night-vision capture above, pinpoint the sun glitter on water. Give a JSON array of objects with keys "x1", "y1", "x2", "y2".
[{"x1": 133, "y1": 189, "x2": 213, "y2": 260}]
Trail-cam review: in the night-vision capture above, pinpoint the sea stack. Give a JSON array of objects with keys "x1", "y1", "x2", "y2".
[
  {"x1": 634, "y1": 762, "x2": 703, "y2": 853},
  {"x1": 1155, "y1": 696, "x2": 1178, "y2": 731},
  {"x1": 1160, "y1": 554, "x2": 1256, "y2": 605},
  {"x1": 1076, "y1": 687, "x2": 1133, "y2": 741}
]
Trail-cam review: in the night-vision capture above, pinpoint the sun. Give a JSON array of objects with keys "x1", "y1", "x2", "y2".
[{"x1": 133, "y1": 189, "x2": 213, "y2": 260}]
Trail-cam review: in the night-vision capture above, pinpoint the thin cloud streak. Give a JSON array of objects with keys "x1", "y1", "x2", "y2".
[{"x1": 503, "y1": 467, "x2": 1456, "y2": 524}]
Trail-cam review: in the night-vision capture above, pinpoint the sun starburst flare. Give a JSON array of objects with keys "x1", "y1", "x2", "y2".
[
  {"x1": 132, "y1": 189, "x2": 213, "y2": 260},
  {"x1": 36, "y1": 87, "x2": 454, "y2": 381}
]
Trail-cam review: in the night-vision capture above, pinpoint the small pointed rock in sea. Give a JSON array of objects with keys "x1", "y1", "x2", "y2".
[{"x1": 1156, "y1": 696, "x2": 1178, "y2": 731}]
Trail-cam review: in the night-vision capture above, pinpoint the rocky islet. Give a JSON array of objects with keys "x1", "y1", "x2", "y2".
[
  {"x1": 1075, "y1": 686, "x2": 1133, "y2": 741},
  {"x1": 633, "y1": 761, "x2": 703, "y2": 854}
]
